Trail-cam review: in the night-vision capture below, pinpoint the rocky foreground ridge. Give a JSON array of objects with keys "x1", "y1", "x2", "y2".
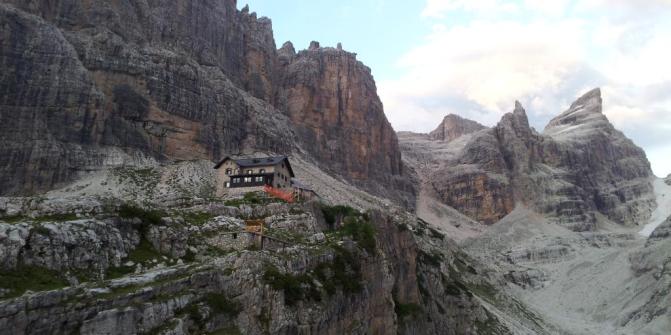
[
  {"x1": 0, "y1": 0, "x2": 413, "y2": 207},
  {"x1": 0, "y1": 162, "x2": 551, "y2": 335},
  {"x1": 401, "y1": 88, "x2": 655, "y2": 231}
]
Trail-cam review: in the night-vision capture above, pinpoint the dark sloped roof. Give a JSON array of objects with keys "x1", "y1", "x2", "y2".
[
  {"x1": 214, "y1": 155, "x2": 295, "y2": 177},
  {"x1": 236, "y1": 156, "x2": 286, "y2": 167},
  {"x1": 291, "y1": 178, "x2": 314, "y2": 191}
]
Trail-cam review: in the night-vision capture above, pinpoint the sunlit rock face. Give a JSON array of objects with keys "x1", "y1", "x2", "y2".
[{"x1": 278, "y1": 43, "x2": 414, "y2": 208}]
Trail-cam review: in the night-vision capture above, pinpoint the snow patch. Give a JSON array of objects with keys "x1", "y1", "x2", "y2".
[{"x1": 639, "y1": 178, "x2": 671, "y2": 237}]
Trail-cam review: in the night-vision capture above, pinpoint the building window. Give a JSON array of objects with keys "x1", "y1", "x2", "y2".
[
  {"x1": 259, "y1": 169, "x2": 265, "y2": 173},
  {"x1": 225, "y1": 182, "x2": 230, "y2": 188},
  {"x1": 247, "y1": 169, "x2": 253, "y2": 174},
  {"x1": 255, "y1": 176, "x2": 264, "y2": 182},
  {"x1": 244, "y1": 177, "x2": 252, "y2": 183},
  {"x1": 225, "y1": 168, "x2": 232, "y2": 175},
  {"x1": 232, "y1": 178, "x2": 241, "y2": 183},
  {"x1": 235, "y1": 169, "x2": 240, "y2": 174}
]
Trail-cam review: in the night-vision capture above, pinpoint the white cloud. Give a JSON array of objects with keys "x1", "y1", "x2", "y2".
[
  {"x1": 421, "y1": 0, "x2": 518, "y2": 18},
  {"x1": 381, "y1": 0, "x2": 671, "y2": 175}
]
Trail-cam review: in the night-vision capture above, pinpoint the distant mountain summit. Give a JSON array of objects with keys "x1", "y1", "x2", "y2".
[{"x1": 429, "y1": 114, "x2": 486, "y2": 142}]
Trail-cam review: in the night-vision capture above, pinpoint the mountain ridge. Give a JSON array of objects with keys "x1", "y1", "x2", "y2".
[{"x1": 401, "y1": 88, "x2": 655, "y2": 230}]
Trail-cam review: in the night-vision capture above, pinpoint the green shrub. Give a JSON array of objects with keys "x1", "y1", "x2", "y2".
[
  {"x1": 314, "y1": 247, "x2": 362, "y2": 295},
  {"x1": 341, "y1": 220, "x2": 376, "y2": 253},
  {"x1": 205, "y1": 293, "x2": 242, "y2": 316},
  {"x1": 118, "y1": 204, "x2": 163, "y2": 226},
  {"x1": 320, "y1": 204, "x2": 359, "y2": 225},
  {"x1": 395, "y1": 301, "x2": 422, "y2": 319},
  {"x1": 262, "y1": 265, "x2": 318, "y2": 305},
  {"x1": 31, "y1": 225, "x2": 51, "y2": 236}
]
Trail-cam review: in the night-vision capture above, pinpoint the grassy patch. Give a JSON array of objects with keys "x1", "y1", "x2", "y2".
[
  {"x1": 106, "y1": 265, "x2": 135, "y2": 279},
  {"x1": 128, "y1": 238, "x2": 164, "y2": 264},
  {"x1": 113, "y1": 167, "x2": 160, "y2": 189},
  {"x1": 182, "y1": 211, "x2": 214, "y2": 226},
  {"x1": 0, "y1": 265, "x2": 68, "y2": 298},
  {"x1": 467, "y1": 281, "x2": 500, "y2": 304},
  {"x1": 0, "y1": 215, "x2": 27, "y2": 224},
  {"x1": 224, "y1": 192, "x2": 281, "y2": 207},
  {"x1": 35, "y1": 213, "x2": 79, "y2": 222}
]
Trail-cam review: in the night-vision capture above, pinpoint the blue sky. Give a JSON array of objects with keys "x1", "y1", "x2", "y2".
[
  {"x1": 242, "y1": 1, "x2": 671, "y2": 177},
  {"x1": 241, "y1": 0, "x2": 429, "y2": 82}
]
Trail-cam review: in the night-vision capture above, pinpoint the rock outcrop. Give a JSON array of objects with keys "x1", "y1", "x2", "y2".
[
  {"x1": 401, "y1": 89, "x2": 655, "y2": 230},
  {"x1": 278, "y1": 44, "x2": 414, "y2": 207},
  {"x1": 429, "y1": 114, "x2": 486, "y2": 142},
  {"x1": 0, "y1": 0, "x2": 413, "y2": 207}
]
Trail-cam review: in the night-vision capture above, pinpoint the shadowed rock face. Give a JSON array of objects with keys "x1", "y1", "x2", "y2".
[
  {"x1": 404, "y1": 89, "x2": 654, "y2": 230},
  {"x1": 0, "y1": 0, "x2": 413, "y2": 206},
  {"x1": 429, "y1": 114, "x2": 486, "y2": 142}
]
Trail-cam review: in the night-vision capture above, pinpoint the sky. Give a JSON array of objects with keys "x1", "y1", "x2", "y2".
[{"x1": 242, "y1": 0, "x2": 671, "y2": 177}]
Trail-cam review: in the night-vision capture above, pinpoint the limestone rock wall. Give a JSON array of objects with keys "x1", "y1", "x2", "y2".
[{"x1": 0, "y1": 1, "x2": 413, "y2": 207}]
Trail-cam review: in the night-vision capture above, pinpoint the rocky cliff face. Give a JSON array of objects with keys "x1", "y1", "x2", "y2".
[
  {"x1": 402, "y1": 89, "x2": 655, "y2": 230},
  {"x1": 0, "y1": 0, "x2": 413, "y2": 207},
  {"x1": 0, "y1": 182, "x2": 547, "y2": 334},
  {"x1": 429, "y1": 114, "x2": 486, "y2": 142}
]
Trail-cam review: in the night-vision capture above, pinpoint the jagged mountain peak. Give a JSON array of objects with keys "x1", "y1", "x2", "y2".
[
  {"x1": 429, "y1": 114, "x2": 486, "y2": 142},
  {"x1": 543, "y1": 87, "x2": 613, "y2": 140},
  {"x1": 497, "y1": 100, "x2": 532, "y2": 138},
  {"x1": 570, "y1": 87, "x2": 602, "y2": 111}
]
